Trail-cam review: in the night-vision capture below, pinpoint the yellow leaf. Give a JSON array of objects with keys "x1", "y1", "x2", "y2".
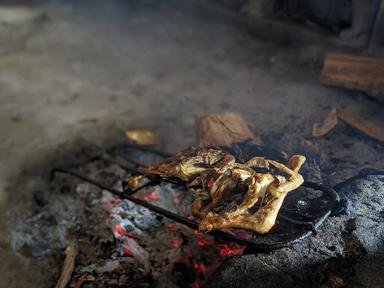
[{"x1": 124, "y1": 129, "x2": 160, "y2": 145}]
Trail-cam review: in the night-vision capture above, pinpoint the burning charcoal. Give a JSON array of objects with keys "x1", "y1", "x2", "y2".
[
  {"x1": 121, "y1": 237, "x2": 150, "y2": 272},
  {"x1": 110, "y1": 218, "x2": 142, "y2": 237}
]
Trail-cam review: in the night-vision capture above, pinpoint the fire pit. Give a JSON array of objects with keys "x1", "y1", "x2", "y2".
[
  {"x1": 52, "y1": 143, "x2": 339, "y2": 249},
  {"x1": 44, "y1": 136, "x2": 337, "y2": 288},
  {"x1": 7, "y1": 113, "x2": 384, "y2": 288}
]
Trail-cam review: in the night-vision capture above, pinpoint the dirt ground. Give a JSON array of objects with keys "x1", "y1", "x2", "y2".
[{"x1": 0, "y1": 1, "x2": 383, "y2": 287}]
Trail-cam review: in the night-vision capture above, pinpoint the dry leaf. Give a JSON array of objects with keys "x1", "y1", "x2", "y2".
[
  {"x1": 312, "y1": 107, "x2": 338, "y2": 138},
  {"x1": 338, "y1": 109, "x2": 384, "y2": 142},
  {"x1": 125, "y1": 129, "x2": 160, "y2": 146}
]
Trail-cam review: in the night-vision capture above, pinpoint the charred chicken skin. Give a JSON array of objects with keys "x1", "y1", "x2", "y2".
[
  {"x1": 138, "y1": 146, "x2": 235, "y2": 182},
  {"x1": 133, "y1": 146, "x2": 306, "y2": 234}
]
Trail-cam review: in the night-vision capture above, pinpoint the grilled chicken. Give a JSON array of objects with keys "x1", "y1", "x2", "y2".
[
  {"x1": 137, "y1": 146, "x2": 235, "y2": 182},
  {"x1": 198, "y1": 156, "x2": 305, "y2": 234},
  {"x1": 135, "y1": 146, "x2": 305, "y2": 234}
]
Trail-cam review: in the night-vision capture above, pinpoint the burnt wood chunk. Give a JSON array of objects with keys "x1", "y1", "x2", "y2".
[
  {"x1": 320, "y1": 53, "x2": 384, "y2": 101},
  {"x1": 197, "y1": 112, "x2": 262, "y2": 147}
]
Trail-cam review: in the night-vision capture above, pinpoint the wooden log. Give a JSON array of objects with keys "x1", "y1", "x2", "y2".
[
  {"x1": 312, "y1": 107, "x2": 339, "y2": 138},
  {"x1": 196, "y1": 112, "x2": 262, "y2": 147},
  {"x1": 338, "y1": 108, "x2": 384, "y2": 142},
  {"x1": 320, "y1": 53, "x2": 384, "y2": 101}
]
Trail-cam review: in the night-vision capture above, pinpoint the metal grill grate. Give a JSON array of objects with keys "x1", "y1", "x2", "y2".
[{"x1": 51, "y1": 142, "x2": 340, "y2": 251}]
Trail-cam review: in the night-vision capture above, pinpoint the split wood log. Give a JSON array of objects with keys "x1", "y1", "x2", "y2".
[
  {"x1": 320, "y1": 53, "x2": 384, "y2": 102},
  {"x1": 312, "y1": 107, "x2": 338, "y2": 138},
  {"x1": 338, "y1": 109, "x2": 384, "y2": 142},
  {"x1": 55, "y1": 242, "x2": 78, "y2": 288},
  {"x1": 196, "y1": 112, "x2": 262, "y2": 147}
]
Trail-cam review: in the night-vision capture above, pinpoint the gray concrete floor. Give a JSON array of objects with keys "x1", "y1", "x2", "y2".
[{"x1": 0, "y1": 1, "x2": 383, "y2": 287}]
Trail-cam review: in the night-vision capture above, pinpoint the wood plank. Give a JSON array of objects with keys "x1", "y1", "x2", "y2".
[
  {"x1": 196, "y1": 112, "x2": 262, "y2": 147},
  {"x1": 320, "y1": 53, "x2": 384, "y2": 101}
]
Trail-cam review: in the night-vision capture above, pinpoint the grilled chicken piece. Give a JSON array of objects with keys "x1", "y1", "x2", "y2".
[
  {"x1": 137, "y1": 146, "x2": 235, "y2": 182},
  {"x1": 135, "y1": 146, "x2": 305, "y2": 234},
  {"x1": 197, "y1": 155, "x2": 305, "y2": 234}
]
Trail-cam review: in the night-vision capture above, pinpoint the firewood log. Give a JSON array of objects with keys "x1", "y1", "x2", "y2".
[
  {"x1": 196, "y1": 112, "x2": 262, "y2": 147},
  {"x1": 320, "y1": 53, "x2": 384, "y2": 102}
]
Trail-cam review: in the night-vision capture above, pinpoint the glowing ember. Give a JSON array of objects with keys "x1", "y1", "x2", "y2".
[
  {"x1": 170, "y1": 239, "x2": 182, "y2": 249},
  {"x1": 192, "y1": 261, "x2": 207, "y2": 274},
  {"x1": 198, "y1": 238, "x2": 214, "y2": 247},
  {"x1": 194, "y1": 231, "x2": 215, "y2": 247},
  {"x1": 143, "y1": 190, "x2": 160, "y2": 202},
  {"x1": 112, "y1": 198, "x2": 122, "y2": 205},
  {"x1": 64, "y1": 146, "x2": 255, "y2": 288},
  {"x1": 103, "y1": 175, "x2": 247, "y2": 287},
  {"x1": 123, "y1": 246, "x2": 134, "y2": 256},
  {"x1": 167, "y1": 223, "x2": 175, "y2": 232},
  {"x1": 114, "y1": 224, "x2": 127, "y2": 237},
  {"x1": 218, "y1": 243, "x2": 245, "y2": 256},
  {"x1": 114, "y1": 224, "x2": 140, "y2": 240}
]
